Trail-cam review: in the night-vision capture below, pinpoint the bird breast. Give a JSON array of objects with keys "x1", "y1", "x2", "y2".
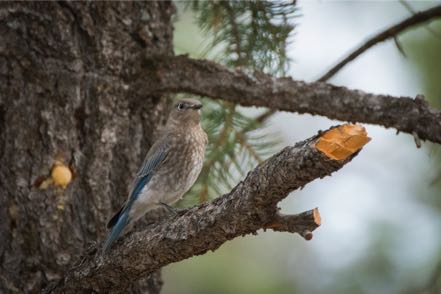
[{"x1": 149, "y1": 127, "x2": 207, "y2": 203}]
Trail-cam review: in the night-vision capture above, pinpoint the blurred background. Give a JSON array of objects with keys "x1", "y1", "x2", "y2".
[{"x1": 164, "y1": 1, "x2": 441, "y2": 293}]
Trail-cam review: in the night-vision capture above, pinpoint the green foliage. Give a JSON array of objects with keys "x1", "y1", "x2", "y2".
[
  {"x1": 175, "y1": 1, "x2": 299, "y2": 203},
  {"x1": 189, "y1": 0, "x2": 296, "y2": 74}
]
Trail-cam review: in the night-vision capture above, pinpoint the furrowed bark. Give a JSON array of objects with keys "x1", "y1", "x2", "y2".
[
  {"x1": 50, "y1": 124, "x2": 369, "y2": 293},
  {"x1": 0, "y1": 1, "x2": 174, "y2": 293},
  {"x1": 139, "y1": 55, "x2": 441, "y2": 145}
]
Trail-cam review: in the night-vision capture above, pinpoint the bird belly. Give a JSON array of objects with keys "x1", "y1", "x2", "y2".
[
  {"x1": 161, "y1": 155, "x2": 204, "y2": 205},
  {"x1": 129, "y1": 185, "x2": 162, "y2": 222},
  {"x1": 181, "y1": 158, "x2": 203, "y2": 196}
]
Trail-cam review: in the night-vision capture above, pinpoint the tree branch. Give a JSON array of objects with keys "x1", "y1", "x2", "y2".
[
  {"x1": 140, "y1": 55, "x2": 441, "y2": 144},
  {"x1": 49, "y1": 124, "x2": 369, "y2": 293},
  {"x1": 264, "y1": 209, "x2": 321, "y2": 241},
  {"x1": 317, "y1": 5, "x2": 441, "y2": 82},
  {"x1": 206, "y1": 4, "x2": 441, "y2": 134}
]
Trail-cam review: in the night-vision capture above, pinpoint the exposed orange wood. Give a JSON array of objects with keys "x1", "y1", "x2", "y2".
[{"x1": 316, "y1": 124, "x2": 371, "y2": 161}]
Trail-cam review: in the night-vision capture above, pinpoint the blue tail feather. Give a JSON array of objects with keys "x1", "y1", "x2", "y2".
[
  {"x1": 103, "y1": 172, "x2": 151, "y2": 252},
  {"x1": 103, "y1": 209, "x2": 130, "y2": 252}
]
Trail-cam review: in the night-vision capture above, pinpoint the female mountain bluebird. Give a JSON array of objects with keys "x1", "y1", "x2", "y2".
[{"x1": 104, "y1": 98, "x2": 207, "y2": 251}]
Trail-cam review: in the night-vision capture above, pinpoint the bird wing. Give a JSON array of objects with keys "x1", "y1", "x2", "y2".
[
  {"x1": 106, "y1": 136, "x2": 170, "y2": 229},
  {"x1": 128, "y1": 135, "x2": 170, "y2": 203}
]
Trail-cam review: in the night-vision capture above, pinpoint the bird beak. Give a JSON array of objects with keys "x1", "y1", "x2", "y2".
[{"x1": 192, "y1": 104, "x2": 202, "y2": 110}]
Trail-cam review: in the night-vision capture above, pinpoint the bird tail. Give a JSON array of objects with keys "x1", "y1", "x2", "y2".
[{"x1": 103, "y1": 208, "x2": 130, "y2": 252}]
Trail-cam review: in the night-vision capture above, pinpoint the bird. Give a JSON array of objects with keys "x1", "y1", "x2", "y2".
[{"x1": 103, "y1": 98, "x2": 207, "y2": 251}]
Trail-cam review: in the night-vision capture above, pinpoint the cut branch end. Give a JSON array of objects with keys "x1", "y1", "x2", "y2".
[
  {"x1": 264, "y1": 208, "x2": 321, "y2": 240},
  {"x1": 315, "y1": 124, "x2": 371, "y2": 161}
]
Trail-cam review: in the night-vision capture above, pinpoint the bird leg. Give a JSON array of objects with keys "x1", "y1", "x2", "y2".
[{"x1": 159, "y1": 202, "x2": 178, "y2": 215}]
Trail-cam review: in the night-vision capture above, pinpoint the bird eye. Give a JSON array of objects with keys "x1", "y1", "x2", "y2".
[{"x1": 177, "y1": 103, "x2": 184, "y2": 110}]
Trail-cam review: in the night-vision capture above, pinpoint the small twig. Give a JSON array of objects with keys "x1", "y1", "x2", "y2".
[
  {"x1": 412, "y1": 131, "x2": 422, "y2": 148},
  {"x1": 400, "y1": 0, "x2": 441, "y2": 39},
  {"x1": 393, "y1": 36, "x2": 407, "y2": 57},
  {"x1": 318, "y1": 5, "x2": 441, "y2": 82},
  {"x1": 264, "y1": 208, "x2": 321, "y2": 240}
]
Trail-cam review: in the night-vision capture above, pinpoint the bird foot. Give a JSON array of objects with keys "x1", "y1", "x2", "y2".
[{"x1": 159, "y1": 202, "x2": 178, "y2": 216}]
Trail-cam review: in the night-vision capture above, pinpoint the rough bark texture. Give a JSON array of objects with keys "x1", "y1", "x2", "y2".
[
  {"x1": 0, "y1": 1, "x2": 174, "y2": 293},
  {"x1": 49, "y1": 128, "x2": 355, "y2": 293},
  {"x1": 142, "y1": 55, "x2": 441, "y2": 144}
]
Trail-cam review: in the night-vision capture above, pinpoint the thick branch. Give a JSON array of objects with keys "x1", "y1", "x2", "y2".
[
  {"x1": 50, "y1": 125, "x2": 368, "y2": 293},
  {"x1": 140, "y1": 55, "x2": 441, "y2": 144},
  {"x1": 318, "y1": 5, "x2": 441, "y2": 81}
]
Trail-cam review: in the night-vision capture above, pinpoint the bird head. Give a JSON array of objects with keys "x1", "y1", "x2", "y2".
[{"x1": 166, "y1": 98, "x2": 203, "y2": 129}]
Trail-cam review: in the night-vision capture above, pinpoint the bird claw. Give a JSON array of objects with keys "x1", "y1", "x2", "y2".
[{"x1": 159, "y1": 202, "x2": 178, "y2": 215}]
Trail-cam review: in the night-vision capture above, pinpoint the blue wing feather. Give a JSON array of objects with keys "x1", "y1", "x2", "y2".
[
  {"x1": 129, "y1": 174, "x2": 152, "y2": 202},
  {"x1": 103, "y1": 138, "x2": 169, "y2": 251},
  {"x1": 103, "y1": 209, "x2": 129, "y2": 252},
  {"x1": 130, "y1": 148, "x2": 168, "y2": 201}
]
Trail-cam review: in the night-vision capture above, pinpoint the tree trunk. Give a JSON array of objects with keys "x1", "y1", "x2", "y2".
[{"x1": 0, "y1": 1, "x2": 174, "y2": 293}]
